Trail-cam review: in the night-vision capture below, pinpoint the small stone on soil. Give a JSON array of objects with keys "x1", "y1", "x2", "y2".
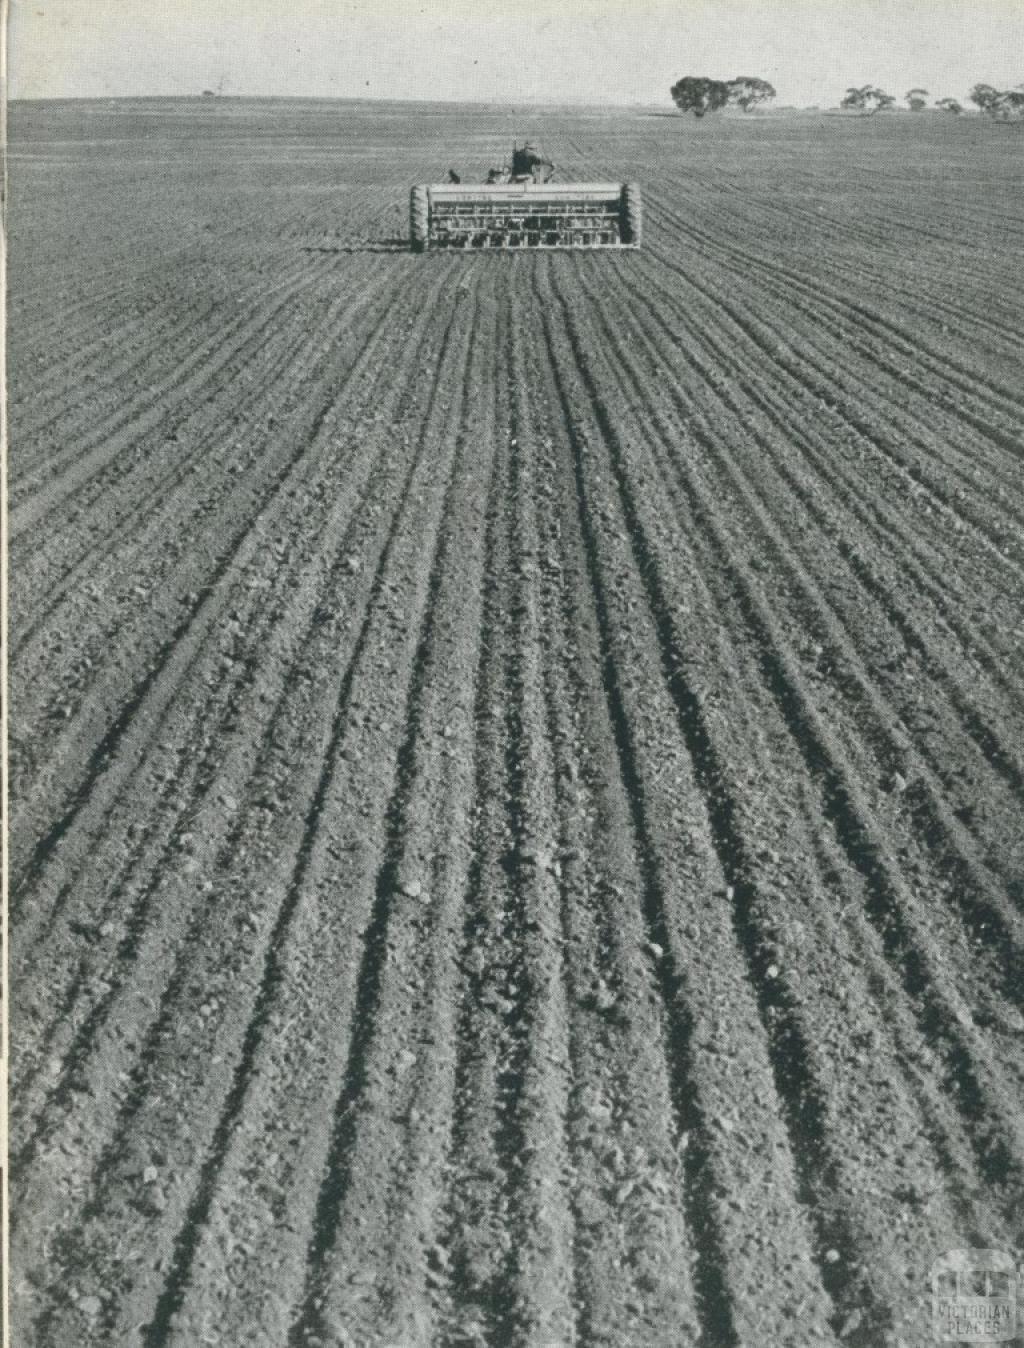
[{"x1": 593, "y1": 983, "x2": 617, "y2": 1013}]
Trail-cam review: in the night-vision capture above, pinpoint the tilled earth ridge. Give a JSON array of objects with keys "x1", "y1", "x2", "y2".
[{"x1": 9, "y1": 100, "x2": 1024, "y2": 1347}]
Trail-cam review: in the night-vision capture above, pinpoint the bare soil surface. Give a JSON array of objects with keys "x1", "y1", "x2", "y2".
[{"x1": 9, "y1": 100, "x2": 1024, "y2": 1346}]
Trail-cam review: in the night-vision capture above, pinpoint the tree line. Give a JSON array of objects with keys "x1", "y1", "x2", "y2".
[
  {"x1": 841, "y1": 83, "x2": 1024, "y2": 116},
  {"x1": 966, "y1": 84, "x2": 1024, "y2": 118},
  {"x1": 670, "y1": 76, "x2": 1024, "y2": 119},
  {"x1": 669, "y1": 76, "x2": 776, "y2": 117}
]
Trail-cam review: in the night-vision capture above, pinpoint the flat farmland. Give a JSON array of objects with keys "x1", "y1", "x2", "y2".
[{"x1": 9, "y1": 99, "x2": 1024, "y2": 1346}]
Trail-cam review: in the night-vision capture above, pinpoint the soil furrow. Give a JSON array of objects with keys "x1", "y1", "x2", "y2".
[
  {"x1": 619, "y1": 241, "x2": 1024, "y2": 710},
  {"x1": 543, "y1": 255, "x2": 1024, "y2": 1338},
  {"x1": 12, "y1": 260, "x2": 464, "y2": 1154},
  {"x1": 10, "y1": 261, "x2": 459, "y2": 1142},
  {"x1": 22, "y1": 276, "x2": 476, "y2": 1346},
  {"x1": 579, "y1": 258, "x2": 1024, "y2": 993},
  {"x1": 539, "y1": 258, "x2": 845, "y2": 1344}
]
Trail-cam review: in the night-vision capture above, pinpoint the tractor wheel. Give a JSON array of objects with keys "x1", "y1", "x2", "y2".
[
  {"x1": 621, "y1": 183, "x2": 643, "y2": 247},
  {"x1": 410, "y1": 186, "x2": 429, "y2": 253}
]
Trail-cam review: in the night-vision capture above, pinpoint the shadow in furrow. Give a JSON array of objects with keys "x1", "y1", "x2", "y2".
[
  {"x1": 834, "y1": 539, "x2": 1024, "y2": 799},
  {"x1": 12, "y1": 359, "x2": 361, "y2": 919},
  {"x1": 543, "y1": 267, "x2": 894, "y2": 1342},
  {"x1": 538, "y1": 281, "x2": 741, "y2": 1348},
  {"x1": 435, "y1": 392, "x2": 520, "y2": 1341},
  {"x1": 548, "y1": 264, "x2": 1020, "y2": 1315},
  {"x1": 14, "y1": 260, "x2": 453, "y2": 969},
  {"x1": 11, "y1": 597, "x2": 206, "y2": 918},
  {"x1": 484, "y1": 322, "x2": 560, "y2": 1346},
  {"x1": 580, "y1": 258, "x2": 1024, "y2": 1006},
  {"x1": 11, "y1": 324, "x2": 451, "y2": 1158},
  {"x1": 11, "y1": 259, "x2": 329, "y2": 549},
  {"x1": 77, "y1": 299, "x2": 469, "y2": 1348},
  {"x1": 288, "y1": 300, "x2": 481, "y2": 1347},
  {"x1": 27, "y1": 277, "x2": 468, "y2": 1348}
]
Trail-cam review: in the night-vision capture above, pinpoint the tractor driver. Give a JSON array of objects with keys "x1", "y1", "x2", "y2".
[{"x1": 511, "y1": 143, "x2": 553, "y2": 182}]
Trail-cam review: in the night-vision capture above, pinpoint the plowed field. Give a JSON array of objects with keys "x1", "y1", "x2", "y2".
[{"x1": 9, "y1": 100, "x2": 1024, "y2": 1346}]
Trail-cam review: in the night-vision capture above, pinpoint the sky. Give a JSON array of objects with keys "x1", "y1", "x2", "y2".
[{"x1": 8, "y1": 0, "x2": 1024, "y2": 107}]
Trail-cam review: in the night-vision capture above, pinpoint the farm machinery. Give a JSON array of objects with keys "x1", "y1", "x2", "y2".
[{"x1": 410, "y1": 143, "x2": 642, "y2": 252}]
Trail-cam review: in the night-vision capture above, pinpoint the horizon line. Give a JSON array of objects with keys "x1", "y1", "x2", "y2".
[{"x1": 8, "y1": 92, "x2": 946, "y2": 111}]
